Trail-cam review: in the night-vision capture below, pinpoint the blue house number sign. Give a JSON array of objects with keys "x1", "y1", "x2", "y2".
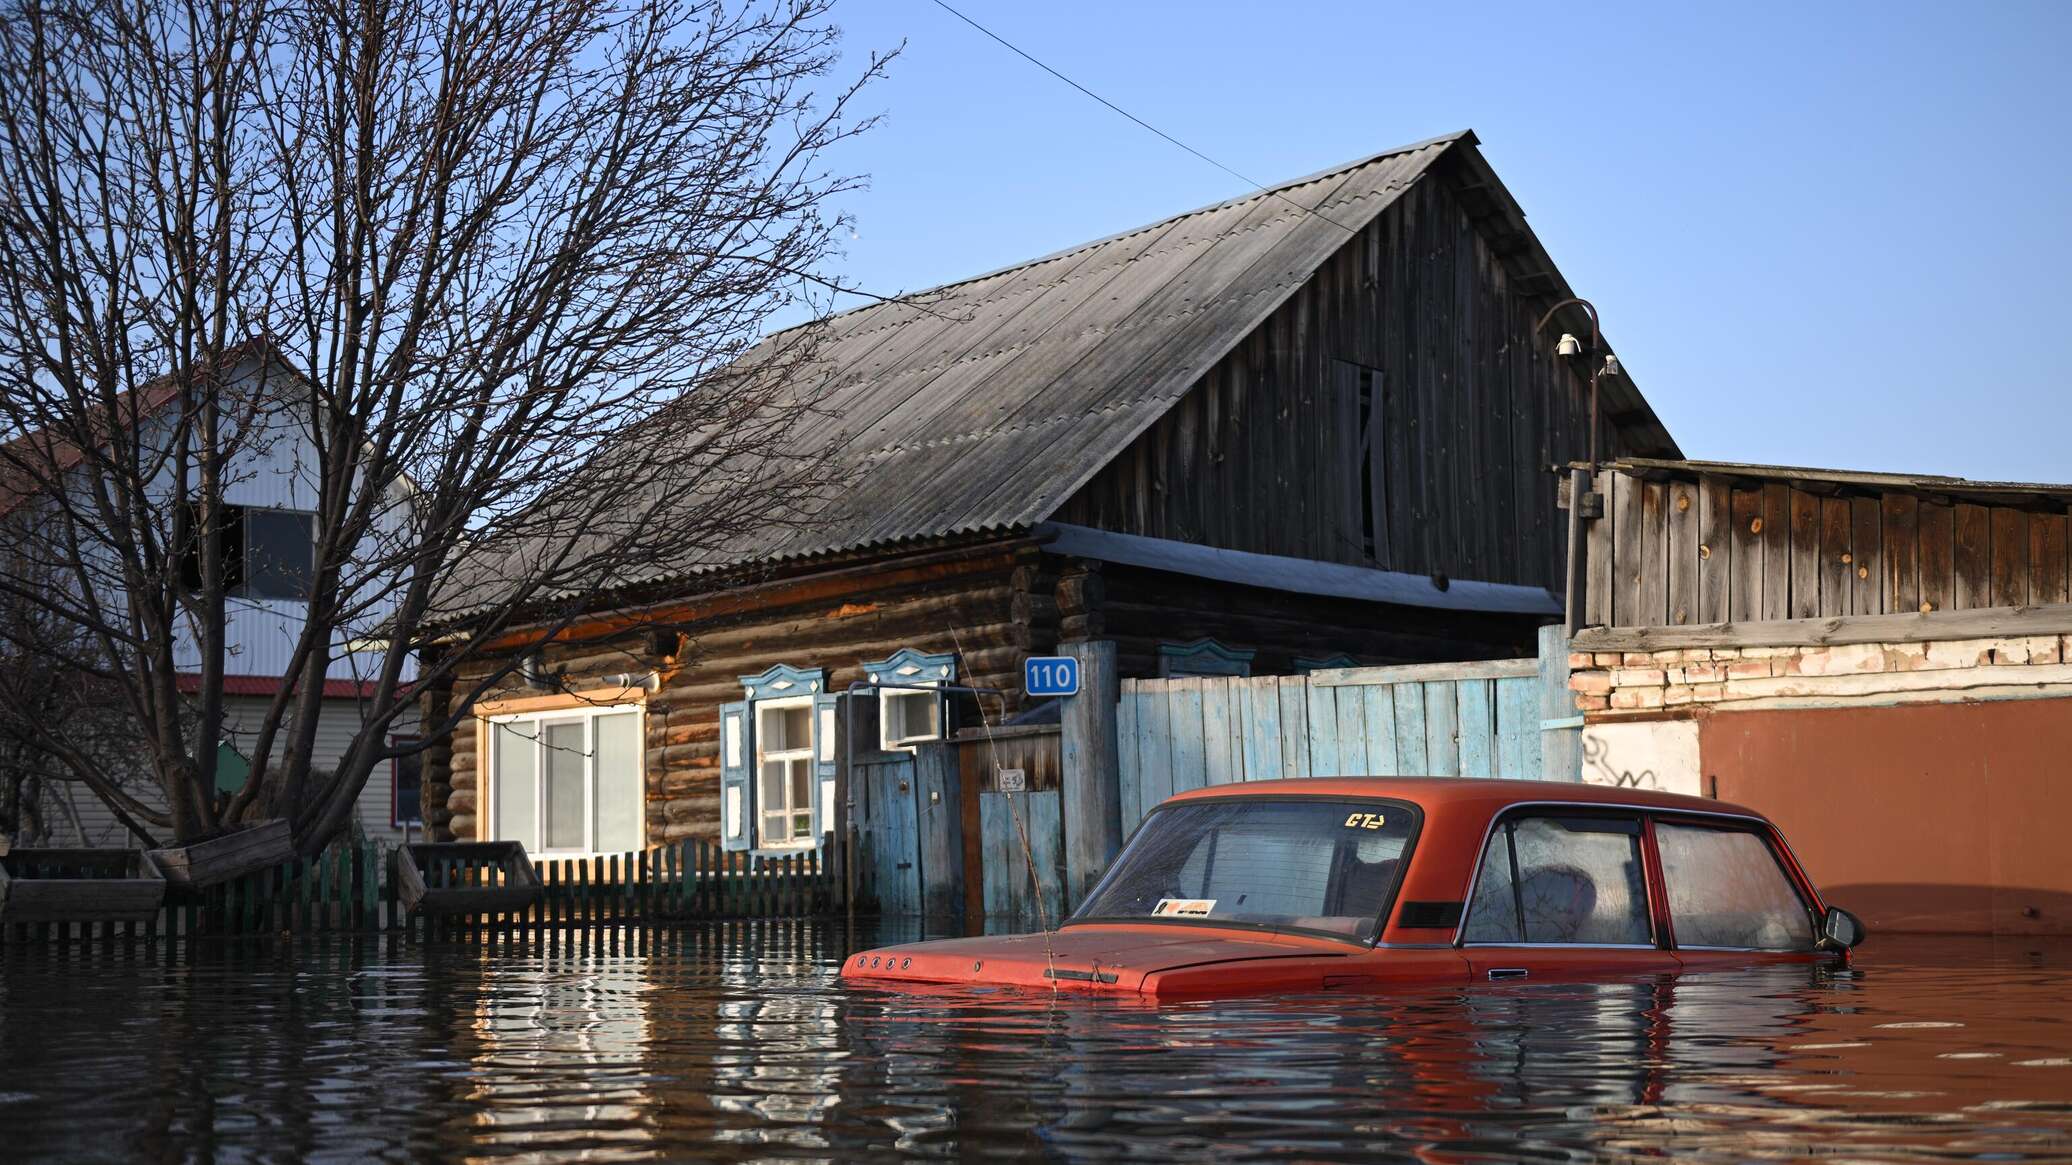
[{"x1": 1024, "y1": 655, "x2": 1080, "y2": 698}]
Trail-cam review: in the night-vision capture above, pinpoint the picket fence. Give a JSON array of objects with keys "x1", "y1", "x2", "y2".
[
  {"x1": 1118, "y1": 661, "x2": 1545, "y2": 832},
  {"x1": 0, "y1": 837, "x2": 838, "y2": 947}
]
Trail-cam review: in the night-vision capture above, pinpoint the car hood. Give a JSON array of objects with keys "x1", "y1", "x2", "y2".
[{"x1": 842, "y1": 924, "x2": 1352, "y2": 993}]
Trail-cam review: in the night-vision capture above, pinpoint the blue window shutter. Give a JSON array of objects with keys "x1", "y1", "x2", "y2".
[
  {"x1": 719, "y1": 701, "x2": 752, "y2": 851},
  {"x1": 811, "y1": 692, "x2": 839, "y2": 846}
]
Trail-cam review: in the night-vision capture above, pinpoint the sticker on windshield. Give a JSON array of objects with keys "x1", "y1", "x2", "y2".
[
  {"x1": 1343, "y1": 812, "x2": 1388, "y2": 830},
  {"x1": 1152, "y1": 898, "x2": 1216, "y2": 918}
]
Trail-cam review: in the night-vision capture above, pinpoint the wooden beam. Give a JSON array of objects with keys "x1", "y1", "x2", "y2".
[
  {"x1": 1310, "y1": 658, "x2": 1537, "y2": 687},
  {"x1": 1573, "y1": 601, "x2": 2072, "y2": 651}
]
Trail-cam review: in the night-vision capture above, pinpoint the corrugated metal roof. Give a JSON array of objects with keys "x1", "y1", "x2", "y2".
[{"x1": 437, "y1": 132, "x2": 1673, "y2": 620}]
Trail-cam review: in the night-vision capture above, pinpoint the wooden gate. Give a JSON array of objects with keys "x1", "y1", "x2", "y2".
[
  {"x1": 1117, "y1": 660, "x2": 1545, "y2": 833},
  {"x1": 850, "y1": 728, "x2": 1067, "y2": 932},
  {"x1": 852, "y1": 754, "x2": 921, "y2": 916}
]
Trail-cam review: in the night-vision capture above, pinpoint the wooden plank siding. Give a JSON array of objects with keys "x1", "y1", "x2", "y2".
[
  {"x1": 1116, "y1": 669, "x2": 1544, "y2": 835},
  {"x1": 1057, "y1": 167, "x2": 1633, "y2": 593},
  {"x1": 1585, "y1": 467, "x2": 2072, "y2": 629}
]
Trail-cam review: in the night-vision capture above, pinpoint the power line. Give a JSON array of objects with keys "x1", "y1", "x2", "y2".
[{"x1": 923, "y1": 0, "x2": 1361, "y2": 236}]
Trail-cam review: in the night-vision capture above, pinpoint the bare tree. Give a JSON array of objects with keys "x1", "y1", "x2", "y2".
[{"x1": 0, "y1": 0, "x2": 887, "y2": 852}]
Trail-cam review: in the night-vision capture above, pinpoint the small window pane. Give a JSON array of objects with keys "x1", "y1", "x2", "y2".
[
  {"x1": 759, "y1": 760, "x2": 789, "y2": 814},
  {"x1": 1463, "y1": 815, "x2": 1652, "y2": 945},
  {"x1": 788, "y1": 757, "x2": 811, "y2": 809},
  {"x1": 243, "y1": 510, "x2": 314, "y2": 599},
  {"x1": 543, "y1": 721, "x2": 586, "y2": 850},
  {"x1": 1658, "y1": 824, "x2": 1815, "y2": 950},
  {"x1": 759, "y1": 703, "x2": 811, "y2": 752},
  {"x1": 885, "y1": 691, "x2": 941, "y2": 744},
  {"x1": 593, "y1": 712, "x2": 642, "y2": 853},
  {"x1": 493, "y1": 722, "x2": 538, "y2": 848},
  {"x1": 1462, "y1": 825, "x2": 1521, "y2": 942}
]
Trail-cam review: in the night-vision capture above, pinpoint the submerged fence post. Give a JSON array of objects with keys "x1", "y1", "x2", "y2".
[{"x1": 1060, "y1": 638, "x2": 1121, "y2": 911}]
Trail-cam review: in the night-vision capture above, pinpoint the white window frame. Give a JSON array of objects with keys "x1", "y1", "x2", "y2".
[
  {"x1": 754, "y1": 694, "x2": 817, "y2": 851},
  {"x1": 878, "y1": 681, "x2": 946, "y2": 752},
  {"x1": 486, "y1": 702, "x2": 644, "y2": 858}
]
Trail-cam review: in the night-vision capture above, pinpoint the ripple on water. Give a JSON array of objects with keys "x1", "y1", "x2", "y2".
[{"x1": 0, "y1": 930, "x2": 2067, "y2": 1162}]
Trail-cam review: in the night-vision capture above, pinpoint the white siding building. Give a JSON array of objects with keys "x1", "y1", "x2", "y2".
[{"x1": 20, "y1": 347, "x2": 419, "y2": 847}]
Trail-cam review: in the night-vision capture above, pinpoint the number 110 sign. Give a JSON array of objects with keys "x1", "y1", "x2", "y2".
[{"x1": 1024, "y1": 655, "x2": 1080, "y2": 698}]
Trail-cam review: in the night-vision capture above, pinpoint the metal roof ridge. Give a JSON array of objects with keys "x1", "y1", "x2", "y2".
[{"x1": 760, "y1": 131, "x2": 1474, "y2": 341}]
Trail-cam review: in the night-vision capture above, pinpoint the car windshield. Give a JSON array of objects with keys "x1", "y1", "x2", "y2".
[{"x1": 1071, "y1": 798, "x2": 1416, "y2": 942}]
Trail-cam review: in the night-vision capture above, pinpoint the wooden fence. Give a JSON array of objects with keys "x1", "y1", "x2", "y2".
[
  {"x1": 1118, "y1": 661, "x2": 1547, "y2": 833},
  {"x1": 0, "y1": 837, "x2": 838, "y2": 947}
]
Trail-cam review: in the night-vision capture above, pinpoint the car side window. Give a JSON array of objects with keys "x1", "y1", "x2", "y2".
[
  {"x1": 1655, "y1": 823, "x2": 1815, "y2": 950},
  {"x1": 1463, "y1": 815, "x2": 1652, "y2": 945}
]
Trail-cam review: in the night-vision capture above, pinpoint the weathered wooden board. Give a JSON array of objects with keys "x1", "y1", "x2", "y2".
[
  {"x1": 1952, "y1": 503, "x2": 1991, "y2": 611},
  {"x1": 1587, "y1": 469, "x2": 2072, "y2": 628},
  {"x1": 1918, "y1": 500, "x2": 1954, "y2": 613},
  {"x1": 1728, "y1": 487, "x2": 1764, "y2": 623},
  {"x1": 1697, "y1": 476, "x2": 1732, "y2": 624},
  {"x1": 2032, "y1": 512, "x2": 2070, "y2": 606},
  {"x1": 1882, "y1": 494, "x2": 1920, "y2": 615},
  {"x1": 1586, "y1": 469, "x2": 1615, "y2": 627},
  {"x1": 1456, "y1": 678, "x2": 1494, "y2": 777},
  {"x1": 1761, "y1": 484, "x2": 1792, "y2": 621},
  {"x1": 396, "y1": 841, "x2": 541, "y2": 916},
  {"x1": 1494, "y1": 675, "x2": 1540, "y2": 779},
  {"x1": 979, "y1": 790, "x2": 1064, "y2": 929},
  {"x1": 1850, "y1": 497, "x2": 1883, "y2": 617},
  {"x1": 0, "y1": 849, "x2": 167, "y2": 924},
  {"x1": 149, "y1": 819, "x2": 294, "y2": 889},
  {"x1": 1363, "y1": 684, "x2": 1399, "y2": 775},
  {"x1": 1243, "y1": 676, "x2": 1283, "y2": 781},
  {"x1": 1636, "y1": 479, "x2": 1670, "y2": 627},
  {"x1": 1991, "y1": 506, "x2": 2029, "y2": 609},
  {"x1": 1200, "y1": 678, "x2": 1238, "y2": 785},
  {"x1": 1277, "y1": 676, "x2": 1311, "y2": 778},
  {"x1": 1788, "y1": 488, "x2": 1821, "y2": 619},
  {"x1": 1819, "y1": 496, "x2": 1852, "y2": 619},
  {"x1": 1167, "y1": 679, "x2": 1207, "y2": 796}
]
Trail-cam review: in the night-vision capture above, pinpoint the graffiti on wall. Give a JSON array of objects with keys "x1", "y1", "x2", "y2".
[{"x1": 1578, "y1": 720, "x2": 1702, "y2": 797}]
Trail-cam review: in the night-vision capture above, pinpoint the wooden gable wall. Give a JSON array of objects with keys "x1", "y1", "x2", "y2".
[{"x1": 1055, "y1": 162, "x2": 1637, "y2": 592}]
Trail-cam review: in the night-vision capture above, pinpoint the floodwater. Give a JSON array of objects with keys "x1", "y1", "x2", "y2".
[{"x1": 1, "y1": 925, "x2": 2068, "y2": 1163}]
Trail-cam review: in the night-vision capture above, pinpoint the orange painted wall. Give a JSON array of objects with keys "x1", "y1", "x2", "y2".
[{"x1": 1701, "y1": 697, "x2": 2072, "y2": 936}]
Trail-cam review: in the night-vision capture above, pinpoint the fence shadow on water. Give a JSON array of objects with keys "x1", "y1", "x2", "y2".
[{"x1": 0, "y1": 837, "x2": 840, "y2": 949}]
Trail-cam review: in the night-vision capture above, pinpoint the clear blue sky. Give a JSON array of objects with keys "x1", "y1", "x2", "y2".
[{"x1": 800, "y1": 0, "x2": 2071, "y2": 482}]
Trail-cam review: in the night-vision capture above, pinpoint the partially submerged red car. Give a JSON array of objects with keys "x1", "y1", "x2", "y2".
[{"x1": 843, "y1": 778, "x2": 1865, "y2": 999}]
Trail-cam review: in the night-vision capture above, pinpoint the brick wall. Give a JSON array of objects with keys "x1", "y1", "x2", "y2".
[{"x1": 1569, "y1": 635, "x2": 2072, "y2": 714}]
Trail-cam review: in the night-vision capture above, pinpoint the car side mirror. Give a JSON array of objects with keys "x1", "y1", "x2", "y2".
[{"x1": 1819, "y1": 905, "x2": 1866, "y2": 950}]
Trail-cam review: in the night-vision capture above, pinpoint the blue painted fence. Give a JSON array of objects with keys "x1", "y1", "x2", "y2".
[
  {"x1": 1117, "y1": 660, "x2": 1544, "y2": 834},
  {"x1": 979, "y1": 789, "x2": 1064, "y2": 931}
]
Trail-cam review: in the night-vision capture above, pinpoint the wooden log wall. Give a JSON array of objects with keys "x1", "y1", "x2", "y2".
[
  {"x1": 1586, "y1": 469, "x2": 2072, "y2": 629},
  {"x1": 440, "y1": 545, "x2": 1034, "y2": 847},
  {"x1": 1056, "y1": 160, "x2": 1638, "y2": 591}
]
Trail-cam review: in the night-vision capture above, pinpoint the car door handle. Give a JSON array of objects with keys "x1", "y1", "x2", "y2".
[{"x1": 1486, "y1": 967, "x2": 1529, "y2": 981}]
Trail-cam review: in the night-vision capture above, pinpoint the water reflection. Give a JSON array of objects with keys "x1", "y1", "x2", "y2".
[{"x1": 0, "y1": 928, "x2": 2066, "y2": 1162}]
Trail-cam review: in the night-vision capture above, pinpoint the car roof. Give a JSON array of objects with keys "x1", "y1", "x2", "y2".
[{"x1": 1163, "y1": 776, "x2": 1767, "y2": 821}]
